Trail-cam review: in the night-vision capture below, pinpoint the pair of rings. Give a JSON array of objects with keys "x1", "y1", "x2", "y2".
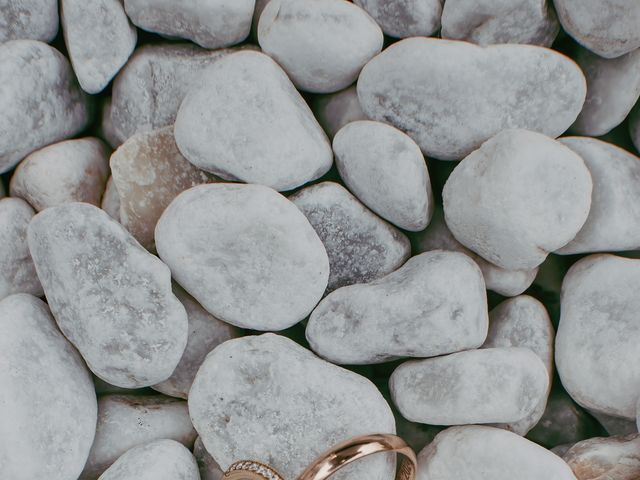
[{"x1": 223, "y1": 433, "x2": 417, "y2": 480}]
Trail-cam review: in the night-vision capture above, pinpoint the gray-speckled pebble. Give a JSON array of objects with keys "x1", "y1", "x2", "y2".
[{"x1": 0, "y1": 0, "x2": 58, "y2": 42}]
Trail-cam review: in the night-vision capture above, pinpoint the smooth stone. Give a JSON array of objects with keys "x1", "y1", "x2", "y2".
[
  {"x1": 0, "y1": 40, "x2": 89, "y2": 174},
  {"x1": 357, "y1": 38, "x2": 586, "y2": 160},
  {"x1": 307, "y1": 250, "x2": 488, "y2": 365},
  {"x1": 483, "y1": 296, "x2": 554, "y2": 435},
  {"x1": 153, "y1": 285, "x2": 242, "y2": 399},
  {"x1": 417, "y1": 425, "x2": 577, "y2": 480},
  {"x1": 589, "y1": 410, "x2": 637, "y2": 436},
  {"x1": 10, "y1": 137, "x2": 110, "y2": 212},
  {"x1": 390, "y1": 347, "x2": 549, "y2": 425},
  {"x1": 354, "y1": 0, "x2": 442, "y2": 38},
  {"x1": 563, "y1": 434, "x2": 640, "y2": 480},
  {"x1": 0, "y1": 198, "x2": 42, "y2": 300},
  {"x1": 570, "y1": 47, "x2": 640, "y2": 136},
  {"x1": 193, "y1": 437, "x2": 223, "y2": 480},
  {"x1": 631, "y1": 104, "x2": 640, "y2": 153},
  {"x1": 124, "y1": 0, "x2": 253, "y2": 49},
  {"x1": 28, "y1": 203, "x2": 188, "y2": 388},
  {"x1": 155, "y1": 184, "x2": 329, "y2": 330},
  {"x1": 553, "y1": 0, "x2": 640, "y2": 58},
  {"x1": 312, "y1": 85, "x2": 367, "y2": 140},
  {"x1": 110, "y1": 126, "x2": 211, "y2": 250},
  {"x1": 189, "y1": 333, "x2": 396, "y2": 480},
  {"x1": 102, "y1": 177, "x2": 121, "y2": 222},
  {"x1": 0, "y1": 294, "x2": 97, "y2": 480},
  {"x1": 333, "y1": 120, "x2": 433, "y2": 231},
  {"x1": 413, "y1": 208, "x2": 538, "y2": 297},
  {"x1": 441, "y1": 0, "x2": 559, "y2": 46},
  {"x1": 443, "y1": 129, "x2": 593, "y2": 270},
  {"x1": 556, "y1": 254, "x2": 640, "y2": 419},
  {"x1": 291, "y1": 181, "x2": 410, "y2": 292},
  {"x1": 61, "y1": 0, "x2": 137, "y2": 94},
  {"x1": 81, "y1": 394, "x2": 197, "y2": 479},
  {"x1": 174, "y1": 51, "x2": 332, "y2": 191},
  {"x1": 556, "y1": 137, "x2": 640, "y2": 254},
  {"x1": 0, "y1": 0, "x2": 58, "y2": 42},
  {"x1": 258, "y1": 0, "x2": 383, "y2": 93}
]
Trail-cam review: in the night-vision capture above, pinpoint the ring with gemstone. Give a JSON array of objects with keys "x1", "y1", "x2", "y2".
[{"x1": 223, "y1": 460, "x2": 285, "y2": 480}]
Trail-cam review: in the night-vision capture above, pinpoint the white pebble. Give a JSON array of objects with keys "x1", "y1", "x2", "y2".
[{"x1": 0, "y1": 0, "x2": 58, "y2": 42}]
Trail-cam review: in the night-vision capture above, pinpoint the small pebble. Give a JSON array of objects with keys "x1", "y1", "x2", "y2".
[
  {"x1": 193, "y1": 437, "x2": 224, "y2": 480},
  {"x1": 563, "y1": 433, "x2": 640, "y2": 480},
  {"x1": 0, "y1": 0, "x2": 58, "y2": 42},
  {"x1": 312, "y1": 85, "x2": 367, "y2": 140},
  {"x1": 101, "y1": 177, "x2": 121, "y2": 222},
  {"x1": 354, "y1": 0, "x2": 443, "y2": 38}
]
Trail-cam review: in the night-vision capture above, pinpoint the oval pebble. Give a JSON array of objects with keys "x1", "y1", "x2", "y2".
[
  {"x1": 193, "y1": 437, "x2": 224, "y2": 480},
  {"x1": 443, "y1": 129, "x2": 592, "y2": 270},
  {"x1": 312, "y1": 85, "x2": 367, "y2": 140},
  {"x1": 307, "y1": 250, "x2": 488, "y2": 365},
  {"x1": 357, "y1": 38, "x2": 586, "y2": 160},
  {"x1": 556, "y1": 254, "x2": 640, "y2": 419},
  {"x1": 174, "y1": 51, "x2": 332, "y2": 191},
  {"x1": 0, "y1": 0, "x2": 58, "y2": 42},
  {"x1": 258, "y1": 0, "x2": 383, "y2": 93},
  {"x1": 28, "y1": 202, "x2": 188, "y2": 388},
  {"x1": 390, "y1": 347, "x2": 549, "y2": 425},
  {"x1": 101, "y1": 177, "x2": 121, "y2": 222},
  {"x1": 0, "y1": 40, "x2": 89, "y2": 174},
  {"x1": 354, "y1": 0, "x2": 442, "y2": 38},
  {"x1": 563, "y1": 434, "x2": 640, "y2": 480},
  {"x1": 189, "y1": 333, "x2": 396, "y2": 480},
  {"x1": 0, "y1": 294, "x2": 97, "y2": 480},
  {"x1": 333, "y1": 120, "x2": 433, "y2": 231},
  {"x1": 291, "y1": 181, "x2": 410, "y2": 292},
  {"x1": 124, "y1": 0, "x2": 254, "y2": 49},
  {"x1": 10, "y1": 137, "x2": 110, "y2": 212},
  {"x1": 155, "y1": 183, "x2": 329, "y2": 331}
]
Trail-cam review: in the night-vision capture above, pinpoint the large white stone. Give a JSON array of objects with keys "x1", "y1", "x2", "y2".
[
  {"x1": 0, "y1": 0, "x2": 58, "y2": 42},
  {"x1": 354, "y1": 0, "x2": 442, "y2": 38}
]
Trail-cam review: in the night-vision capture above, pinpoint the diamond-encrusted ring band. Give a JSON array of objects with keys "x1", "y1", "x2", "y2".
[{"x1": 223, "y1": 460, "x2": 285, "y2": 480}]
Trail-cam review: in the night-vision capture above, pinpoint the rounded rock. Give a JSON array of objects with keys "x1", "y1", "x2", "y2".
[
  {"x1": 312, "y1": 85, "x2": 367, "y2": 140},
  {"x1": 354, "y1": 0, "x2": 442, "y2": 38},
  {"x1": 563, "y1": 434, "x2": 640, "y2": 480},
  {"x1": 0, "y1": 0, "x2": 58, "y2": 42}
]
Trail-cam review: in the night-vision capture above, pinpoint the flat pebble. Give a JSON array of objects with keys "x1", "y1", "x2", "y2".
[
  {"x1": 357, "y1": 38, "x2": 586, "y2": 160},
  {"x1": 556, "y1": 254, "x2": 640, "y2": 419},
  {"x1": 354, "y1": 0, "x2": 442, "y2": 38},
  {"x1": 189, "y1": 333, "x2": 396, "y2": 480},
  {"x1": 28, "y1": 203, "x2": 188, "y2": 388},
  {"x1": 390, "y1": 347, "x2": 549, "y2": 425},
  {"x1": 174, "y1": 51, "x2": 332, "y2": 191},
  {"x1": 61, "y1": 0, "x2": 137, "y2": 94},
  {"x1": 10, "y1": 137, "x2": 110, "y2": 212},
  {"x1": 307, "y1": 251, "x2": 488, "y2": 364},
  {"x1": 554, "y1": 0, "x2": 640, "y2": 58},
  {"x1": 101, "y1": 177, "x2": 121, "y2": 222},
  {"x1": 312, "y1": 86, "x2": 367, "y2": 140},
  {"x1": 441, "y1": 0, "x2": 559, "y2": 46},
  {"x1": 98, "y1": 439, "x2": 199, "y2": 480},
  {"x1": 417, "y1": 425, "x2": 577, "y2": 480},
  {"x1": 81, "y1": 394, "x2": 197, "y2": 479},
  {"x1": 443, "y1": 129, "x2": 592, "y2": 270},
  {"x1": 291, "y1": 181, "x2": 410, "y2": 292},
  {"x1": 193, "y1": 437, "x2": 223, "y2": 480},
  {"x1": 0, "y1": 0, "x2": 58, "y2": 42},
  {"x1": 0, "y1": 40, "x2": 89, "y2": 174},
  {"x1": 155, "y1": 184, "x2": 329, "y2": 330},
  {"x1": 0, "y1": 294, "x2": 97, "y2": 480},
  {"x1": 563, "y1": 434, "x2": 640, "y2": 480},
  {"x1": 124, "y1": 0, "x2": 253, "y2": 49},
  {"x1": 0, "y1": 198, "x2": 42, "y2": 300},
  {"x1": 258, "y1": 0, "x2": 383, "y2": 93},
  {"x1": 333, "y1": 120, "x2": 433, "y2": 231}
]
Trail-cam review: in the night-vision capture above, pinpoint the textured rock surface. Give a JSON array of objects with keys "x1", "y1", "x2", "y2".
[
  {"x1": 102, "y1": 177, "x2": 121, "y2": 222},
  {"x1": 0, "y1": 294, "x2": 97, "y2": 480},
  {"x1": 124, "y1": 0, "x2": 254, "y2": 49},
  {"x1": 189, "y1": 334, "x2": 396, "y2": 480},
  {"x1": 291, "y1": 181, "x2": 410, "y2": 292},
  {"x1": 153, "y1": 285, "x2": 242, "y2": 399},
  {"x1": 357, "y1": 38, "x2": 586, "y2": 160},
  {"x1": 0, "y1": 40, "x2": 89, "y2": 174},
  {"x1": 441, "y1": 0, "x2": 559, "y2": 46},
  {"x1": 175, "y1": 51, "x2": 332, "y2": 191},
  {"x1": 81, "y1": 394, "x2": 196, "y2": 480},
  {"x1": 554, "y1": 0, "x2": 640, "y2": 58},
  {"x1": 333, "y1": 120, "x2": 433, "y2": 231},
  {"x1": 156, "y1": 184, "x2": 329, "y2": 330},
  {"x1": 312, "y1": 86, "x2": 367, "y2": 140},
  {"x1": 390, "y1": 347, "x2": 549, "y2": 425},
  {"x1": 110, "y1": 126, "x2": 211, "y2": 250},
  {"x1": 0, "y1": 198, "x2": 43, "y2": 300},
  {"x1": 556, "y1": 137, "x2": 640, "y2": 254},
  {"x1": 10, "y1": 137, "x2": 110, "y2": 212},
  {"x1": 28, "y1": 203, "x2": 188, "y2": 388},
  {"x1": 61, "y1": 0, "x2": 137, "y2": 94},
  {"x1": 0, "y1": 0, "x2": 58, "y2": 42},
  {"x1": 417, "y1": 426, "x2": 577, "y2": 480},
  {"x1": 307, "y1": 251, "x2": 488, "y2": 364},
  {"x1": 354, "y1": 0, "x2": 442, "y2": 38},
  {"x1": 443, "y1": 129, "x2": 592, "y2": 270},
  {"x1": 193, "y1": 437, "x2": 223, "y2": 480},
  {"x1": 556, "y1": 254, "x2": 640, "y2": 419},
  {"x1": 563, "y1": 434, "x2": 640, "y2": 480},
  {"x1": 258, "y1": 0, "x2": 383, "y2": 93}
]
